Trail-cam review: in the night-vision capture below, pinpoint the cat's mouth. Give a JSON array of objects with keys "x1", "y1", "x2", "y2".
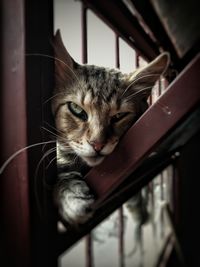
[{"x1": 82, "y1": 154, "x2": 105, "y2": 167}]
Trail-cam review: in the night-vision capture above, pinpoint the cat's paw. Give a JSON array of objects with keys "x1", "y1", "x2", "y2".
[{"x1": 56, "y1": 179, "x2": 95, "y2": 225}]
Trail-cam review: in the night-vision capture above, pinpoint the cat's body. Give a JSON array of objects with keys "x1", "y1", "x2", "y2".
[{"x1": 52, "y1": 30, "x2": 169, "y2": 226}]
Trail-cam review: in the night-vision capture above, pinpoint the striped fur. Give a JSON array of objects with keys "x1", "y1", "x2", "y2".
[{"x1": 52, "y1": 30, "x2": 170, "y2": 226}]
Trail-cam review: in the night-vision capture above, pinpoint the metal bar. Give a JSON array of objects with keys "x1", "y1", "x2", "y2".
[
  {"x1": 85, "y1": 53, "x2": 200, "y2": 204},
  {"x1": 0, "y1": 0, "x2": 30, "y2": 266},
  {"x1": 81, "y1": 4, "x2": 93, "y2": 267},
  {"x1": 25, "y1": 0, "x2": 57, "y2": 266},
  {"x1": 115, "y1": 35, "x2": 125, "y2": 267},
  {"x1": 115, "y1": 35, "x2": 120, "y2": 69},
  {"x1": 119, "y1": 208, "x2": 125, "y2": 267},
  {"x1": 85, "y1": 235, "x2": 93, "y2": 267},
  {"x1": 130, "y1": 0, "x2": 178, "y2": 64},
  {"x1": 155, "y1": 234, "x2": 174, "y2": 267},
  {"x1": 82, "y1": 4, "x2": 88, "y2": 64},
  {"x1": 81, "y1": 0, "x2": 159, "y2": 61},
  {"x1": 171, "y1": 163, "x2": 180, "y2": 225},
  {"x1": 175, "y1": 131, "x2": 200, "y2": 266},
  {"x1": 135, "y1": 52, "x2": 139, "y2": 68},
  {"x1": 158, "y1": 79, "x2": 165, "y2": 202}
]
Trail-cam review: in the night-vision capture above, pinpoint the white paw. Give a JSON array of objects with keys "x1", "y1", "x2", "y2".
[{"x1": 56, "y1": 179, "x2": 95, "y2": 225}]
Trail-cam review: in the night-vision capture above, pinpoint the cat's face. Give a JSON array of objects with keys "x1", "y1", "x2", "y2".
[
  {"x1": 52, "y1": 30, "x2": 169, "y2": 167},
  {"x1": 52, "y1": 65, "x2": 140, "y2": 166}
]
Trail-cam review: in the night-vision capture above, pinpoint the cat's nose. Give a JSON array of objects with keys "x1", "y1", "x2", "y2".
[{"x1": 89, "y1": 141, "x2": 105, "y2": 152}]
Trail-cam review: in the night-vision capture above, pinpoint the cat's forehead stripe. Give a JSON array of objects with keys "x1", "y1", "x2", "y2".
[
  {"x1": 77, "y1": 66, "x2": 126, "y2": 111},
  {"x1": 83, "y1": 91, "x2": 93, "y2": 106},
  {"x1": 79, "y1": 65, "x2": 124, "y2": 96}
]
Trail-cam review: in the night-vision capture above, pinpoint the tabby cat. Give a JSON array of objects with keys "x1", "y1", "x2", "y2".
[{"x1": 52, "y1": 30, "x2": 169, "y2": 227}]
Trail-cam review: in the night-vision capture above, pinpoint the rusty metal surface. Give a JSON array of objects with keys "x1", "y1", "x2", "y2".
[
  {"x1": 0, "y1": 0, "x2": 30, "y2": 266},
  {"x1": 85, "y1": 53, "x2": 200, "y2": 204}
]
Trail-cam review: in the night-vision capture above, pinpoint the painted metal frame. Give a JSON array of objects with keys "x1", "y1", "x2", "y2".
[
  {"x1": 1, "y1": 0, "x2": 199, "y2": 266},
  {"x1": 0, "y1": 0, "x2": 30, "y2": 266}
]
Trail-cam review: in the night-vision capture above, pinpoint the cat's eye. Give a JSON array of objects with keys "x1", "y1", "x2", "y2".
[
  {"x1": 111, "y1": 112, "x2": 129, "y2": 123},
  {"x1": 67, "y1": 102, "x2": 88, "y2": 121}
]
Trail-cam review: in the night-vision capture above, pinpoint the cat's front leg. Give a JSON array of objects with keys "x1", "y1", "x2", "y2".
[{"x1": 54, "y1": 172, "x2": 95, "y2": 225}]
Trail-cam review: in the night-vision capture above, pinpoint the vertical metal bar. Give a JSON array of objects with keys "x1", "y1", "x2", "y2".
[
  {"x1": 172, "y1": 162, "x2": 180, "y2": 225},
  {"x1": 119, "y1": 208, "x2": 125, "y2": 267},
  {"x1": 82, "y1": 3, "x2": 88, "y2": 64},
  {"x1": 158, "y1": 79, "x2": 164, "y2": 201},
  {"x1": 115, "y1": 35, "x2": 120, "y2": 69},
  {"x1": 158, "y1": 78, "x2": 162, "y2": 95},
  {"x1": 158, "y1": 79, "x2": 165, "y2": 238},
  {"x1": 0, "y1": 0, "x2": 30, "y2": 266},
  {"x1": 85, "y1": 236, "x2": 93, "y2": 267},
  {"x1": 25, "y1": 0, "x2": 57, "y2": 266},
  {"x1": 82, "y1": 3, "x2": 93, "y2": 267},
  {"x1": 135, "y1": 52, "x2": 139, "y2": 69},
  {"x1": 116, "y1": 35, "x2": 125, "y2": 267},
  {"x1": 168, "y1": 165, "x2": 174, "y2": 211}
]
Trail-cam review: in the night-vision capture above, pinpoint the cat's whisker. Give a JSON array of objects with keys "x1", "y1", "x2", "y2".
[
  {"x1": 34, "y1": 146, "x2": 57, "y2": 218},
  {"x1": 43, "y1": 121, "x2": 64, "y2": 136},
  {"x1": 62, "y1": 145, "x2": 73, "y2": 151},
  {"x1": 42, "y1": 142, "x2": 49, "y2": 152},
  {"x1": 125, "y1": 86, "x2": 153, "y2": 101},
  {"x1": 26, "y1": 53, "x2": 83, "y2": 91},
  {"x1": 121, "y1": 73, "x2": 160, "y2": 97},
  {"x1": 41, "y1": 126, "x2": 59, "y2": 138},
  {"x1": 34, "y1": 147, "x2": 57, "y2": 178},
  {"x1": 42, "y1": 126, "x2": 72, "y2": 152},
  {"x1": 41, "y1": 126, "x2": 67, "y2": 143},
  {"x1": 46, "y1": 156, "x2": 57, "y2": 169},
  {"x1": 0, "y1": 140, "x2": 56, "y2": 175},
  {"x1": 43, "y1": 92, "x2": 66, "y2": 105}
]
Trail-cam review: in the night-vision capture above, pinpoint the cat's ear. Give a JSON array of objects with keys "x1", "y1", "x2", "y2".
[
  {"x1": 127, "y1": 52, "x2": 170, "y2": 100},
  {"x1": 54, "y1": 29, "x2": 77, "y2": 87}
]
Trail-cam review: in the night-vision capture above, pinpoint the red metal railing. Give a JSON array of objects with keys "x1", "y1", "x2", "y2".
[
  {"x1": 0, "y1": 0, "x2": 30, "y2": 266},
  {"x1": 2, "y1": 1, "x2": 199, "y2": 266}
]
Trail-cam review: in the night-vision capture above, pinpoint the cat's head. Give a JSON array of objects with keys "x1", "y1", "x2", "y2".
[{"x1": 52, "y1": 30, "x2": 170, "y2": 167}]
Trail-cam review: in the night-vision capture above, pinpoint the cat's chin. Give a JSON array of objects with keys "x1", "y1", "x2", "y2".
[{"x1": 82, "y1": 155, "x2": 105, "y2": 167}]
